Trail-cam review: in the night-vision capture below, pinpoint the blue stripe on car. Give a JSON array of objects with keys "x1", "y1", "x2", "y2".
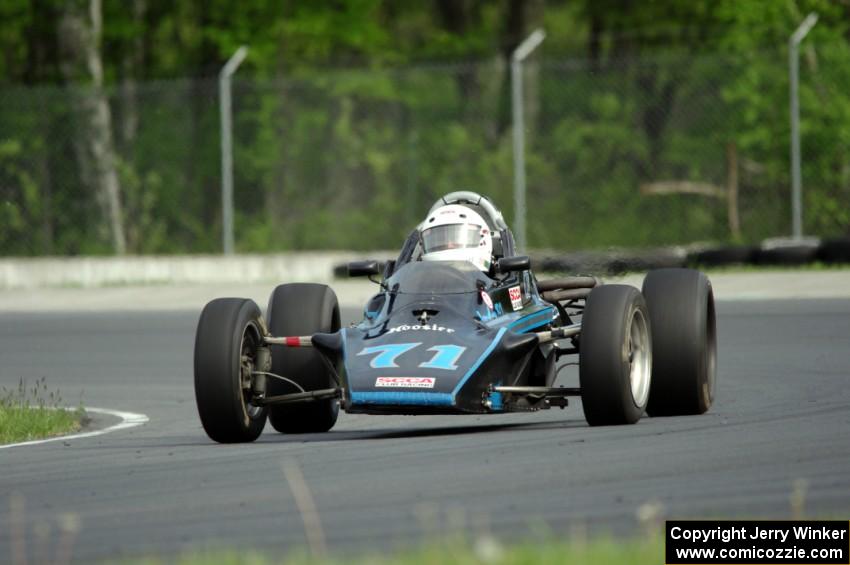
[
  {"x1": 515, "y1": 317, "x2": 553, "y2": 334},
  {"x1": 451, "y1": 327, "x2": 507, "y2": 398},
  {"x1": 349, "y1": 391, "x2": 454, "y2": 406},
  {"x1": 481, "y1": 306, "x2": 554, "y2": 330},
  {"x1": 506, "y1": 307, "x2": 555, "y2": 332}
]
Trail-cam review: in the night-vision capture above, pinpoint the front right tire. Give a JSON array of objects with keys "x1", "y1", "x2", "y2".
[{"x1": 579, "y1": 285, "x2": 652, "y2": 426}]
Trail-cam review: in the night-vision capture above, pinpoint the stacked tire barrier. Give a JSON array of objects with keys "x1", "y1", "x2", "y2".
[
  {"x1": 333, "y1": 237, "x2": 850, "y2": 278},
  {"x1": 816, "y1": 237, "x2": 850, "y2": 264},
  {"x1": 536, "y1": 247, "x2": 688, "y2": 275},
  {"x1": 537, "y1": 237, "x2": 850, "y2": 274},
  {"x1": 690, "y1": 237, "x2": 850, "y2": 268}
]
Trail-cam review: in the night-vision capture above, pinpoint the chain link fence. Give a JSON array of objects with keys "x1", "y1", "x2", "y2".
[{"x1": 1, "y1": 45, "x2": 849, "y2": 256}]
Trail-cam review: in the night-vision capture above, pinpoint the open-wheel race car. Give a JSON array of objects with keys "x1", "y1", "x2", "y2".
[{"x1": 194, "y1": 191, "x2": 716, "y2": 443}]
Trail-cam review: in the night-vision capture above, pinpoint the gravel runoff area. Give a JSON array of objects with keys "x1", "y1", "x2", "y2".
[{"x1": 0, "y1": 268, "x2": 848, "y2": 312}]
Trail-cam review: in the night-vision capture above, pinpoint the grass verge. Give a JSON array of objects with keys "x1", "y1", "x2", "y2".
[
  {"x1": 698, "y1": 261, "x2": 850, "y2": 274},
  {"x1": 0, "y1": 378, "x2": 85, "y2": 444},
  {"x1": 116, "y1": 536, "x2": 663, "y2": 565}
]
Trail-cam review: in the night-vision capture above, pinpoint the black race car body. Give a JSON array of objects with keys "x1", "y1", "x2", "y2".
[{"x1": 328, "y1": 260, "x2": 556, "y2": 415}]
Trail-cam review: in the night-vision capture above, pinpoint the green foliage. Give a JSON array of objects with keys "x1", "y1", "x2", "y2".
[
  {"x1": 1, "y1": 0, "x2": 849, "y2": 255},
  {"x1": 0, "y1": 139, "x2": 41, "y2": 252}
]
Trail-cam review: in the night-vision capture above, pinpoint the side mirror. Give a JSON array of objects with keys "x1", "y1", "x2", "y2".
[
  {"x1": 347, "y1": 260, "x2": 381, "y2": 277},
  {"x1": 497, "y1": 255, "x2": 530, "y2": 273}
]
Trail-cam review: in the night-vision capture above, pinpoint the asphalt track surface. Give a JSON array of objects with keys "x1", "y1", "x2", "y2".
[{"x1": 2, "y1": 299, "x2": 850, "y2": 563}]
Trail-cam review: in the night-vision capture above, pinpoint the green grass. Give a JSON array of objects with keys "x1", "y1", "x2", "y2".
[
  {"x1": 698, "y1": 261, "x2": 850, "y2": 274},
  {"x1": 115, "y1": 535, "x2": 664, "y2": 565},
  {"x1": 0, "y1": 377, "x2": 85, "y2": 444}
]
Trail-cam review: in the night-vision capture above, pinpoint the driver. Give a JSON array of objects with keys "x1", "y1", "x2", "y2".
[{"x1": 420, "y1": 205, "x2": 493, "y2": 272}]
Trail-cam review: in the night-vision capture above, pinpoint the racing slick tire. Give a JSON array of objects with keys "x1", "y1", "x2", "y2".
[
  {"x1": 579, "y1": 285, "x2": 652, "y2": 426},
  {"x1": 266, "y1": 283, "x2": 341, "y2": 433},
  {"x1": 194, "y1": 298, "x2": 268, "y2": 443},
  {"x1": 642, "y1": 268, "x2": 716, "y2": 416}
]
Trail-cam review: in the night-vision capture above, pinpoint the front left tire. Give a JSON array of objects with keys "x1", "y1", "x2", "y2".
[
  {"x1": 266, "y1": 283, "x2": 341, "y2": 433},
  {"x1": 642, "y1": 268, "x2": 716, "y2": 416}
]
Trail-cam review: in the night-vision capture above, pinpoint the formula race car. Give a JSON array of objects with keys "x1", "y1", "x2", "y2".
[{"x1": 194, "y1": 191, "x2": 716, "y2": 443}]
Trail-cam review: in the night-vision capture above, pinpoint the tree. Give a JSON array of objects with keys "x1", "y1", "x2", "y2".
[{"x1": 57, "y1": 0, "x2": 126, "y2": 254}]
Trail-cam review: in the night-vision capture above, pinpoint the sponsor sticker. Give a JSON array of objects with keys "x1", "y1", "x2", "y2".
[
  {"x1": 481, "y1": 290, "x2": 494, "y2": 310},
  {"x1": 508, "y1": 286, "x2": 523, "y2": 311},
  {"x1": 375, "y1": 377, "x2": 436, "y2": 389}
]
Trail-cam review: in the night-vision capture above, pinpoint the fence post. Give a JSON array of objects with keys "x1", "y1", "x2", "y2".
[
  {"x1": 789, "y1": 13, "x2": 817, "y2": 240},
  {"x1": 219, "y1": 45, "x2": 248, "y2": 255},
  {"x1": 511, "y1": 29, "x2": 545, "y2": 253},
  {"x1": 726, "y1": 142, "x2": 740, "y2": 240}
]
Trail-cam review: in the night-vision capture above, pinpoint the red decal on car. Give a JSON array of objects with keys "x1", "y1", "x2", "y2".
[
  {"x1": 481, "y1": 290, "x2": 494, "y2": 310},
  {"x1": 508, "y1": 286, "x2": 523, "y2": 311}
]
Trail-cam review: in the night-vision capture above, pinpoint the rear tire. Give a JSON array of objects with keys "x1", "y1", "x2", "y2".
[
  {"x1": 194, "y1": 298, "x2": 267, "y2": 443},
  {"x1": 579, "y1": 285, "x2": 652, "y2": 426},
  {"x1": 266, "y1": 283, "x2": 340, "y2": 433},
  {"x1": 642, "y1": 268, "x2": 716, "y2": 416}
]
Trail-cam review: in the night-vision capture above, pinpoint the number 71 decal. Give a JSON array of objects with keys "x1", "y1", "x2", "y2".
[{"x1": 357, "y1": 343, "x2": 466, "y2": 370}]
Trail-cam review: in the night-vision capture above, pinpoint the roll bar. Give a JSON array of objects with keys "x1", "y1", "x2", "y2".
[{"x1": 428, "y1": 191, "x2": 508, "y2": 231}]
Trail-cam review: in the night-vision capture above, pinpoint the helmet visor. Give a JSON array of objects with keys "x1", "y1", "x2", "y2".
[{"x1": 422, "y1": 224, "x2": 482, "y2": 253}]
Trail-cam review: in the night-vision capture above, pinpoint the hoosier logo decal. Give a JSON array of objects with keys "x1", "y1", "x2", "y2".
[{"x1": 387, "y1": 324, "x2": 455, "y2": 334}]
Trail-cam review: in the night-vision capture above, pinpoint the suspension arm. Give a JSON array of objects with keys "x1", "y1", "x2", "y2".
[
  {"x1": 257, "y1": 387, "x2": 341, "y2": 406},
  {"x1": 535, "y1": 323, "x2": 581, "y2": 344},
  {"x1": 264, "y1": 336, "x2": 313, "y2": 347}
]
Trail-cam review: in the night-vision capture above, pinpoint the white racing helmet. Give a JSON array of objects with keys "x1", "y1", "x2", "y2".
[{"x1": 420, "y1": 204, "x2": 493, "y2": 271}]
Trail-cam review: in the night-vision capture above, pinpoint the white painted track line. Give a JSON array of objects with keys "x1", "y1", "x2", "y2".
[{"x1": 0, "y1": 407, "x2": 149, "y2": 450}]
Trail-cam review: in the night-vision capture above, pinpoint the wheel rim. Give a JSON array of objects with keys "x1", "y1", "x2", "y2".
[
  {"x1": 239, "y1": 322, "x2": 263, "y2": 421},
  {"x1": 703, "y1": 293, "x2": 717, "y2": 406},
  {"x1": 628, "y1": 308, "x2": 651, "y2": 408}
]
